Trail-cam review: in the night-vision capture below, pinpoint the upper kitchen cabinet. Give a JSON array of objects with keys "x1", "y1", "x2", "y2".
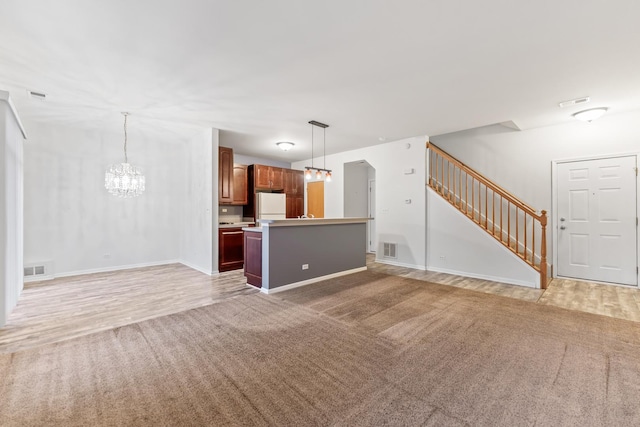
[
  {"x1": 219, "y1": 147, "x2": 248, "y2": 205},
  {"x1": 254, "y1": 165, "x2": 284, "y2": 190},
  {"x1": 232, "y1": 164, "x2": 248, "y2": 205},
  {"x1": 284, "y1": 169, "x2": 304, "y2": 196},
  {"x1": 219, "y1": 146, "x2": 234, "y2": 204}
]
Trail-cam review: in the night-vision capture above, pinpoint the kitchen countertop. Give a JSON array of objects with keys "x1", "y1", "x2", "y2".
[
  {"x1": 218, "y1": 221, "x2": 255, "y2": 229},
  {"x1": 257, "y1": 217, "x2": 370, "y2": 227}
]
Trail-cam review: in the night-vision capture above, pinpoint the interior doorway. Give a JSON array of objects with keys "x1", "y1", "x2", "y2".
[
  {"x1": 307, "y1": 181, "x2": 324, "y2": 218},
  {"x1": 343, "y1": 160, "x2": 376, "y2": 253},
  {"x1": 555, "y1": 155, "x2": 638, "y2": 286}
]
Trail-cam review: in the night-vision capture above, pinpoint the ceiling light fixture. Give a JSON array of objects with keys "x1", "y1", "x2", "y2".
[
  {"x1": 277, "y1": 141, "x2": 294, "y2": 151},
  {"x1": 573, "y1": 107, "x2": 608, "y2": 123},
  {"x1": 305, "y1": 120, "x2": 332, "y2": 182},
  {"x1": 105, "y1": 112, "x2": 146, "y2": 198}
]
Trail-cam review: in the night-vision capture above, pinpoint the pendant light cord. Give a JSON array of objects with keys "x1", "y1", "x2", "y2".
[
  {"x1": 123, "y1": 113, "x2": 129, "y2": 164},
  {"x1": 323, "y1": 127, "x2": 326, "y2": 169}
]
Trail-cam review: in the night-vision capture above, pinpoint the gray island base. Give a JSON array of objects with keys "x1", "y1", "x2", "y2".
[{"x1": 243, "y1": 218, "x2": 369, "y2": 293}]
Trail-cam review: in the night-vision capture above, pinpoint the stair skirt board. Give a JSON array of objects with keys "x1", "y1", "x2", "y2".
[
  {"x1": 430, "y1": 184, "x2": 543, "y2": 266},
  {"x1": 427, "y1": 187, "x2": 540, "y2": 289}
]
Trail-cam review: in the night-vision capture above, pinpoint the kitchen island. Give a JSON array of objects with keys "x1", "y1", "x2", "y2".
[{"x1": 243, "y1": 218, "x2": 369, "y2": 293}]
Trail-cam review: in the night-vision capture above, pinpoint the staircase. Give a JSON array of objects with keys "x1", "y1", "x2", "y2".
[{"x1": 427, "y1": 143, "x2": 548, "y2": 289}]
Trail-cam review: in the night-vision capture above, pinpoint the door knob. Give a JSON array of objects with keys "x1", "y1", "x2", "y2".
[
  {"x1": 560, "y1": 217, "x2": 566, "y2": 222},
  {"x1": 560, "y1": 225, "x2": 566, "y2": 230}
]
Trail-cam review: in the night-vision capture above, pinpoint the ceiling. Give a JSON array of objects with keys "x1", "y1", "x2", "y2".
[{"x1": 1, "y1": 0, "x2": 639, "y2": 162}]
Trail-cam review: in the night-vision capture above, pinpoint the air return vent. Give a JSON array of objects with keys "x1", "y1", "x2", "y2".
[
  {"x1": 383, "y1": 242, "x2": 397, "y2": 259},
  {"x1": 558, "y1": 97, "x2": 590, "y2": 108},
  {"x1": 24, "y1": 264, "x2": 47, "y2": 277}
]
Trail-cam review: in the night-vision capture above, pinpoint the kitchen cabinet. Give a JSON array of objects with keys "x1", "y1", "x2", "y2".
[
  {"x1": 232, "y1": 163, "x2": 248, "y2": 205},
  {"x1": 219, "y1": 147, "x2": 248, "y2": 206},
  {"x1": 219, "y1": 227, "x2": 245, "y2": 272},
  {"x1": 218, "y1": 147, "x2": 234, "y2": 204},
  {"x1": 285, "y1": 169, "x2": 305, "y2": 218},
  {"x1": 245, "y1": 165, "x2": 304, "y2": 220},
  {"x1": 254, "y1": 165, "x2": 284, "y2": 190},
  {"x1": 244, "y1": 229, "x2": 262, "y2": 287}
]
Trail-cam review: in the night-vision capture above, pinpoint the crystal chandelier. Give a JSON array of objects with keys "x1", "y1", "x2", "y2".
[{"x1": 105, "y1": 112, "x2": 145, "y2": 198}]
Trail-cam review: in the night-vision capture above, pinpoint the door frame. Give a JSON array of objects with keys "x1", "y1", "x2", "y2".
[
  {"x1": 368, "y1": 179, "x2": 376, "y2": 253},
  {"x1": 551, "y1": 152, "x2": 639, "y2": 286}
]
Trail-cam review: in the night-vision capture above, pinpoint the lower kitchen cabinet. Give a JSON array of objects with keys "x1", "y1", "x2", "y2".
[
  {"x1": 219, "y1": 227, "x2": 245, "y2": 272},
  {"x1": 244, "y1": 229, "x2": 262, "y2": 287}
]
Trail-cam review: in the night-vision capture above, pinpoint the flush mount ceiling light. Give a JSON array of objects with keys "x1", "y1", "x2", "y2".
[
  {"x1": 104, "y1": 112, "x2": 146, "y2": 198},
  {"x1": 305, "y1": 120, "x2": 332, "y2": 182},
  {"x1": 277, "y1": 141, "x2": 295, "y2": 151},
  {"x1": 573, "y1": 107, "x2": 608, "y2": 122}
]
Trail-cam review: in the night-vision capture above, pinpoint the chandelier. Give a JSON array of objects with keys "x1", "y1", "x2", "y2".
[
  {"x1": 105, "y1": 112, "x2": 145, "y2": 198},
  {"x1": 305, "y1": 120, "x2": 332, "y2": 182}
]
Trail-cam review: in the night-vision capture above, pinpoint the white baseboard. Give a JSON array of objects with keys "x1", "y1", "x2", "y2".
[
  {"x1": 426, "y1": 265, "x2": 538, "y2": 289},
  {"x1": 261, "y1": 267, "x2": 368, "y2": 294},
  {"x1": 375, "y1": 258, "x2": 427, "y2": 271},
  {"x1": 47, "y1": 259, "x2": 181, "y2": 280},
  {"x1": 179, "y1": 260, "x2": 216, "y2": 276}
]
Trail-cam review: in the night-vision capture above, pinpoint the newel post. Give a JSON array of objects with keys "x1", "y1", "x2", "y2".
[{"x1": 539, "y1": 210, "x2": 548, "y2": 289}]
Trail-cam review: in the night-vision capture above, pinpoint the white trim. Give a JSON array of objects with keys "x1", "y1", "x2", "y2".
[
  {"x1": 427, "y1": 265, "x2": 538, "y2": 288},
  {"x1": 260, "y1": 266, "x2": 367, "y2": 294},
  {"x1": 0, "y1": 90, "x2": 27, "y2": 139},
  {"x1": 179, "y1": 259, "x2": 215, "y2": 276},
  {"x1": 376, "y1": 258, "x2": 426, "y2": 271},
  {"x1": 49, "y1": 259, "x2": 181, "y2": 279},
  {"x1": 551, "y1": 153, "x2": 639, "y2": 287}
]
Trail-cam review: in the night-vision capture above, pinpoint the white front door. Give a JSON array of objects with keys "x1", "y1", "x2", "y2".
[{"x1": 557, "y1": 156, "x2": 637, "y2": 286}]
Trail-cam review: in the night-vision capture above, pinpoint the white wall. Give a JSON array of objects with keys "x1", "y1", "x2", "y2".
[
  {"x1": 343, "y1": 162, "x2": 369, "y2": 217},
  {"x1": 293, "y1": 136, "x2": 427, "y2": 269},
  {"x1": 23, "y1": 121, "x2": 186, "y2": 277},
  {"x1": 0, "y1": 92, "x2": 25, "y2": 327},
  {"x1": 180, "y1": 128, "x2": 217, "y2": 274},
  {"x1": 431, "y1": 110, "x2": 640, "y2": 266},
  {"x1": 427, "y1": 188, "x2": 539, "y2": 287},
  {"x1": 233, "y1": 153, "x2": 290, "y2": 169}
]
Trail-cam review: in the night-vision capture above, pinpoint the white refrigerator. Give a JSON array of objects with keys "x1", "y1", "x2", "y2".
[{"x1": 256, "y1": 193, "x2": 286, "y2": 220}]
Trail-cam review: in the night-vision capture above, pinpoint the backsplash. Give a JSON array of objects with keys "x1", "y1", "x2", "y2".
[{"x1": 219, "y1": 205, "x2": 243, "y2": 223}]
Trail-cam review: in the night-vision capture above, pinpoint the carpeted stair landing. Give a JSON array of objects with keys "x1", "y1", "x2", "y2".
[{"x1": 2, "y1": 271, "x2": 640, "y2": 426}]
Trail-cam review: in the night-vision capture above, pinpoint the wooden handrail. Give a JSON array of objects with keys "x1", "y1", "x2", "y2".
[
  {"x1": 427, "y1": 143, "x2": 540, "y2": 219},
  {"x1": 426, "y1": 142, "x2": 548, "y2": 289}
]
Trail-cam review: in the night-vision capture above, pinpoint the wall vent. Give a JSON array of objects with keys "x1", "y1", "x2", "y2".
[
  {"x1": 383, "y1": 242, "x2": 397, "y2": 259},
  {"x1": 558, "y1": 97, "x2": 590, "y2": 108},
  {"x1": 24, "y1": 264, "x2": 47, "y2": 277}
]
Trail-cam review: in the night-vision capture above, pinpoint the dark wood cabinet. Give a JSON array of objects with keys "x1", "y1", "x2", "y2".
[
  {"x1": 244, "y1": 230, "x2": 262, "y2": 287},
  {"x1": 232, "y1": 163, "x2": 248, "y2": 205},
  {"x1": 218, "y1": 147, "x2": 234, "y2": 204},
  {"x1": 285, "y1": 169, "x2": 305, "y2": 218},
  {"x1": 219, "y1": 227, "x2": 245, "y2": 272},
  {"x1": 219, "y1": 147, "x2": 248, "y2": 206},
  {"x1": 245, "y1": 165, "x2": 304, "y2": 220},
  {"x1": 254, "y1": 165, "x2": 284, "y2": 190}
]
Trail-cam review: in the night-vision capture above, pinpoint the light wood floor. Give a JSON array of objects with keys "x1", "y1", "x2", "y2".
[{"x1": 2, "y1": 255, "x2": 640, "y2": 354}]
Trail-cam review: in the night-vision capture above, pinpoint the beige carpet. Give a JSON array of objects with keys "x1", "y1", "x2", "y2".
[{"x1": 2, "y1": 271, "x2": 640, "y2": 426}]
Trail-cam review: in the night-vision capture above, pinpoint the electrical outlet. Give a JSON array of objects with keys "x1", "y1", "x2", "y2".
[
  {"x1": 302, "y1": 264, "x2": 309, "y2": 270},
  {"x1": 439, "y1": 255, "x2": 446, "y2": 261},
  {"x1": 222, "y1": 208, "x2": 228, "y2": 213}
]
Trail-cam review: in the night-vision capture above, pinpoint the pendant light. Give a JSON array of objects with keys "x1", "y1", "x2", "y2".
[
  {"x1": 105, "y1": 112, "x2": 146, "y2": 198},
  {"x1": 305, "y1": 120, "x2": 332, "y2": 181}
]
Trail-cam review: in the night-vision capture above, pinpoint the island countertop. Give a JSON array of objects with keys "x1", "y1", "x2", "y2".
[{"x1": 257, "y1": 217, "x2": 370, "y2": 227}]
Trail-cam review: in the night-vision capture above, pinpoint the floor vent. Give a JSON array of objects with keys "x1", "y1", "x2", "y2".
[
  {"x1": 24, "y1": 265, "x2": 47, "y2": 277},
  {"x1": 383, "y1": 242, "x2": 397, "y2": 259}
]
